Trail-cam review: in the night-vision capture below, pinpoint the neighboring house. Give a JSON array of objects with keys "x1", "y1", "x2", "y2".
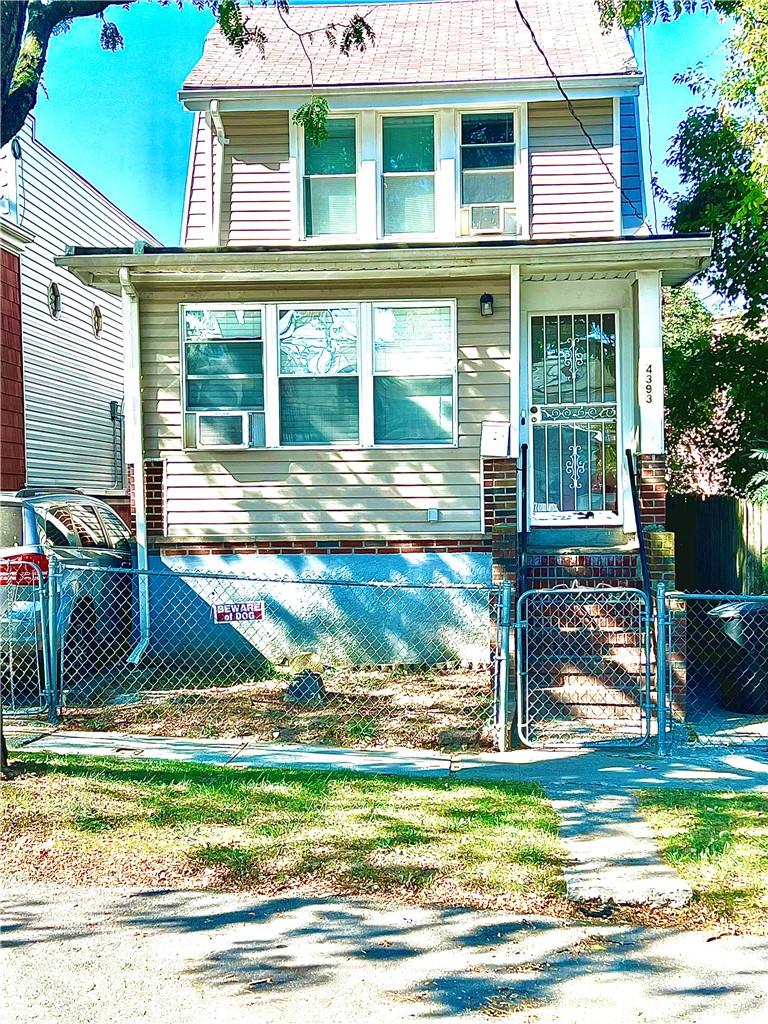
[
  {"x1": 58, "y1": 0, "x2": 711, "y2": 603},
  {"x1": 0, "y1": 118, "x2": 158, "y2": 514}
]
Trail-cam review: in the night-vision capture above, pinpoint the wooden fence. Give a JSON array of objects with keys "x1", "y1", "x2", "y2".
[{"x1": 667, "y1": 495, "x2": 768, "y2": 594}]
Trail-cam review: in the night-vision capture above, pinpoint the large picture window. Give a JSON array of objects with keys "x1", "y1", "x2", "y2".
[
  {"x1": 460, "y1": 112, "x2": 516, "y2": 205},
  {"x1": 303, "y1": 118, "x2": 357, "y2": 237},
  {"x1": 372, "y1": 304, "x2": 455, "y2": 445},
  {"x1": 278, "y1": 306, "x2": 360, "y2": 445},
  {"x1": 182, "y1": 306, "x2": 265, "y2": 449},
  {"x1": 180, "y1": 301, "x2": 457, "y2": 450},
  {"x1": 381, "y1": 115, "x2": 435, "y2": 235}
]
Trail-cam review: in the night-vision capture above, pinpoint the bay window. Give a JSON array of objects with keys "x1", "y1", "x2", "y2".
[
  {"x1": 303, "y1": 118, "x2": 357, "y2": 237},
  {"x1": 278, "y1": 306, "x2": 360, "y2": 445},
  {"x1": 460, "y1": 112, "x2": 516, "y2": 205},
  {"x1": 182, "y1": 306, "x2": 264, "y2": 449},
  {"x1": 381, "y1": 115, "x2": 435, "y2": 235},
  {"x1": 372, "y1": 304, "x2": 455, "y2": 445}
]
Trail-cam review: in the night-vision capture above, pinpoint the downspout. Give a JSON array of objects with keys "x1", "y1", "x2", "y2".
[{"x1": 120, "y1": 267, "x2": 150, "y2": 664}]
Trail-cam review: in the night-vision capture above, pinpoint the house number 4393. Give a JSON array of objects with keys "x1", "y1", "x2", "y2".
[{"x1": 644, "y1": 363, "x2": 654, "y2": 404}]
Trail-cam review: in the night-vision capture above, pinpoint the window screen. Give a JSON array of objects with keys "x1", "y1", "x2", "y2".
[
  {"x1": 382, "y1": 115, "x2": 435, "y2": 235},
  {"x1": 304, "y1": 118, "x2": 357, "y2": 236},
  {"x1": 278, "y1": 306, "x2": 359, "y2": 445},
  {"x1": 372, "y1": 305, "x2": 455, "y2": 445}
]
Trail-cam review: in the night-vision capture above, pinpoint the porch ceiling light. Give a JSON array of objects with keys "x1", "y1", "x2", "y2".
[{"x1": 480, "y1": 293, "x2": 494, "y2": 317}]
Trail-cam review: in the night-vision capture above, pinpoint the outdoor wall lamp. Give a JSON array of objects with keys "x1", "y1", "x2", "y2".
[{"x1": 480, "y1": 293, "x2": 494, "y2": 317}]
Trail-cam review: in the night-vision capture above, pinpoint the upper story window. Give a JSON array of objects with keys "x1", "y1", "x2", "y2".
[
  {"x1": 381, "y1": 115, "x2": 435, "y2": 235},
  {"x1": 460, "y1": 112, "x2": 516, "y2": 207},
  {"x1": 304, "y1": 118, "x2": 357, "y2": 237},
  {"x1": 182, "y1": 306, "x2": 265, "y2": 450}
]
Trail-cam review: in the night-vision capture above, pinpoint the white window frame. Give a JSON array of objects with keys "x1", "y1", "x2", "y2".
[
  {"x1": 180, "y1": 299, "x2": 459, "y2": 452},
  {"x1": 274, "y1": 301, "x2": 363, "y2": 449},
  {"x1": 298, "y1": 113, "x2": 361, "y2": 243},
  {"x1": 378, "y1": 111, "x2": 440, "y2": 241},
  {"x1": 369, "y1": 299, "x2": 458, "y2": 449},
  {"x1": 179, "y1": 302, "x2": 267, "y2": 452},
  {"x1": 454, "y1": 106, "x2": 524, "y2": 236},
  {"x1": 525, "y1": 306, "x2": 623, "y2": 527}
]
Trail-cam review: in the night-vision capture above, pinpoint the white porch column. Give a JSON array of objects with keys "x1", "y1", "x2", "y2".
[
  {"x1": 509, "y1": 263, "x2": 522, "y2": 456},
  {"x1": 635, "y1": 270, "x2": 665, "y2": 454}
]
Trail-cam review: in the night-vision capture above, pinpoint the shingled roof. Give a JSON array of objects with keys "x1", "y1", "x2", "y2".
[{"x1": 183, "y1": 0, "x2": 638, "y2": 92}]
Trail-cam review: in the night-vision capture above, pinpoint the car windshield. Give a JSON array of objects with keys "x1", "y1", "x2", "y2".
[{"x1": 0, "y1": 503, "x2": 24, "y2": 547}]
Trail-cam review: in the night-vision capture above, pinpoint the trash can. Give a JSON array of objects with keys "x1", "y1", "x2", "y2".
[{"x1": 707, "y1": 602, "x2": 768, "y2": 714}]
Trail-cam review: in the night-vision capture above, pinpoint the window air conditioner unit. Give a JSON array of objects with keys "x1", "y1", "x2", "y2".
[
  {"x1": 468, "y1": 204, "x2": 517, "y2": 236},
  {"x1": 196, "y1": 412, "x2": 249, "y2": 450}
]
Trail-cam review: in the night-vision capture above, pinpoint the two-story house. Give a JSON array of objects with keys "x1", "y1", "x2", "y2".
[
  {"x1": 59, "y1": 0, "x2": 711, "y2": 600},
  {"x1": 0, "y1": 117, "x2": 158, "y2": 516}
]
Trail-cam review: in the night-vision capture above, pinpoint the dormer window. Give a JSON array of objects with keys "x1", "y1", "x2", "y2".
[
  {"x1": 381, "y1": 115, "x2": 435, "y2": 235},
  {"x1": 460, "y1": 113, "x2": 516, "y2": 206},
  {"x1": 303, "y1": 118, "x2": 357, "y2": 237}
]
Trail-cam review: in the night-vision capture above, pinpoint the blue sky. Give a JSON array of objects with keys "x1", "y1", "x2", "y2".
[{"x1": 32, "y1": 1, "x2": 730, "y2": 244}]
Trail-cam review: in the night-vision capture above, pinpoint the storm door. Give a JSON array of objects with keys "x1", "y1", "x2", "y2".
[{"x1": 529, "y1": 312, "x2": 619, "y2": 524}]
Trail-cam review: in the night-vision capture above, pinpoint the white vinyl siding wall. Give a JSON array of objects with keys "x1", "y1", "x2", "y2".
[
  {"x1": 139, "y1": 279, "x2": 511, "y2": 539},
  {"x1": 221, "y1": 111, "x2": 292, "y2": 245},
  {"x1": 181, "y1": 112, "x2": 211, "y2": 245},
  {"x1": 528, "y1": 99, "x2": 618, "y2": 239},
  {"x1": 10, "y1": 120, "x2": 156, "y2": 490}
]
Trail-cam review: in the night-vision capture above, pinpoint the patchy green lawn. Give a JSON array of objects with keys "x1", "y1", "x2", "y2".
[
  {"x1": 637, "y1": 789, "x2": 768, "y2": 931},
  {"x1": 1, "y1": 753, "x2": 567, "y2": 913}
]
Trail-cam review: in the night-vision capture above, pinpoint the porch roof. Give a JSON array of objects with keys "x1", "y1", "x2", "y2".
[{"x1": 57, "y1": 234, "x2": 712, "y2": 295}]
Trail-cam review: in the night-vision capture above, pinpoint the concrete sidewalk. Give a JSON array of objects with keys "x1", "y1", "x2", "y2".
[{"x1": 10, "y1": 729, "x2": 768, "y2": 909}]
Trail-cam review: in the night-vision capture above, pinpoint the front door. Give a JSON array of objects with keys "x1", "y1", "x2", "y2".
[{"x1": 528, "y1": 311, "x2": 620, "y2": 525}]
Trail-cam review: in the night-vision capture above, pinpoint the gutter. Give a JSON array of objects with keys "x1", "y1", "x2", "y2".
[{"x1": 119, "y1": 268, "x2": 150, "y2": 664}]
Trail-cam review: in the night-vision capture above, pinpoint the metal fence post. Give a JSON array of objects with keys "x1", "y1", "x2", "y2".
[
  {"x1": 46, "y1": 559, "x2": 60, "y2": 725},
  {"x1": 656, "y1": 580, "x2": 668, "y2": 755},
  {"x1": 497, "y1": 579, "x2": 513, "y2": 753}
]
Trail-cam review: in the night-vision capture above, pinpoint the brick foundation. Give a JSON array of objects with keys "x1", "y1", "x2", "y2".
[
  {"x1": 483, "y1": 457, "x2": 517, "y2": 582},
  {"x1": 526, "y1": 552, "x2": 641, "y2": 588},
  {"x1": 144, "y1": 459, "x2": 166, "y2": 538},
  {"x1": 638, "y1": 453, "x2": 667, "y2": 529},
  {"x1": 156, "y1": 537, "x2": 493, "y2": 556},
  {"x1": 0, "y1": 246, "x2": 26, "y2": 491}
]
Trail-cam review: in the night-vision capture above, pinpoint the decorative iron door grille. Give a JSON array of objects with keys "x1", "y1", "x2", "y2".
[
  {"x1": 516, "y1": 587, "x2": 653, "y2": 748},
  {"x1": 529, "y1": 312, "x2": 620, "y2": 525}
]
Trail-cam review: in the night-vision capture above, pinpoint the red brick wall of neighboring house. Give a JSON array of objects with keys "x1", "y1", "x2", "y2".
[
  {"x1": 0, "y1": 246, "x2": 26, "y2": 491},
  {"x1": 638, "y1": 453, "x2": 667, "y2": 528}
]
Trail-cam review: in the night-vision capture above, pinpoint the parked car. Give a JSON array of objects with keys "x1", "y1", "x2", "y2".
[{"x1": 0, "y1": 488, "x2": 134, "y2": 711}]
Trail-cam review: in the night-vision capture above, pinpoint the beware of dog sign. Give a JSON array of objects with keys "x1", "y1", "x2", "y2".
[{"x1": 212, "y1": 601, "x2": 265, "y2": 623}]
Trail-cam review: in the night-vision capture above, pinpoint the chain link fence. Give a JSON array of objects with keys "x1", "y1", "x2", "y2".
[
  {"x1": 41, "y1": 564, "x2": 500, "y2": 752},
  {"x1": 516, "y1": 586, "x2": 653, "y2": 748},
  {"x1": 0, "y1": 557, "x2": 49, "y2": 717},
  {"x1": 661, "y1": 590, "x2": 768, "y2": 749}
]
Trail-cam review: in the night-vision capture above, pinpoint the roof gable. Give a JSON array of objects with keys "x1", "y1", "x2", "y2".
[{"x1": 183, "y1": 0, "x2": 638, "y2": 92}]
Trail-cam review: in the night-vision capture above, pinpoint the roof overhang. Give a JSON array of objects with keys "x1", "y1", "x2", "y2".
[
  {"x1": 56, "y1": 235, "x2": 713, "y2": 296},
  {"x1": 179, "y1": 74, "x2": 644, "y2": 112}
]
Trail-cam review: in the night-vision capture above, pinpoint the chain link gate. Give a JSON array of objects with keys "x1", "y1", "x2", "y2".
[
  {"x1": 658, "y1": 588, "x2": 768, "y2": 751},
  {"x1": 516, "y1": 586, "x2": 653, "y2": 748},
  {"x1": 0, "y1": 557, "x2": 52, "y2": 719}
]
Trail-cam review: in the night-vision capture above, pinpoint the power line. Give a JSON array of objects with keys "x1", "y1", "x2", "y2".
[
  {"x1": 513, "y1": 0, "x2": 653, "y2": 233},
  {"x1": 640, "y1": 22, "x2": 660, "y2": 233}
]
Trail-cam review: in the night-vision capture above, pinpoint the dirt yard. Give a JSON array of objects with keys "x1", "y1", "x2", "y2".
[{"x1": 61, "y1": 665, "x2": 495, "y2": 752}]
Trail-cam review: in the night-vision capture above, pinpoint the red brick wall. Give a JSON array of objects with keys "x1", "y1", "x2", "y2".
[
  {"x1": 638, "y1": 453, "x2": 667, "y2": 528},
  {"x1": 0, "y1": 247, "x2": 26, "y2": 491},
  {"x1": 144, "y1": 459, "x2": 166, "y2": 537},
  {"x1": 483, "y1": 457, "x2": 517, "y2": 582}
]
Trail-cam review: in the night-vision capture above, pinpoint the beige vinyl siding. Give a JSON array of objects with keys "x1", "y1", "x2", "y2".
[
  {"x1": 221, "y1": 111, "x2": 292, "y2": 245},
  {"x1": 181, "y1": 112, "x2": 211, "y2": 245},
  {"x1": 8, "y1": 120, "x2": 156, "y2": 490},
  {"x1": 528, "y1": 99, "x2": 618, "y2": 239},
  {"x1": 139, "y1": 279, "x2": 510, "y2": 539}
]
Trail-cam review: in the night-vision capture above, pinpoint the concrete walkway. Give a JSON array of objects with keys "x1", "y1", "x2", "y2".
[{"x1": 10, "y1": 728, "x2": 768, "y2": 908}]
